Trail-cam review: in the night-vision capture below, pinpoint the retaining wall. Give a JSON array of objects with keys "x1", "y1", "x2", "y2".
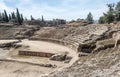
[
  {"x1": 19, "y1": 50, "x2": 55, "y2": 58},
  {"x1": 29, "y1": 37, "x2": 79, "y2": 52},
  {"x1": 78, "y1": 44, "x2": 96, "y2": 53},
  {"x1": 0, "y1": 40, "x2": 20, "y2": 48},
  {"x1": 0, "y1": 38, "x2": 15, "y2": 40},
  {"x1": 0, "y1": 37, "x2": 79, "y2": 52}
]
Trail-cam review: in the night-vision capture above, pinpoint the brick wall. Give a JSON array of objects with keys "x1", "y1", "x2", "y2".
[{"x1": 19, "y1": 50, "x2": 54, "y2": 58}]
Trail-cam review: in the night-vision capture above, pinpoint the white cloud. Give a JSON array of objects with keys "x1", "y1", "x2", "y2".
[
  {"x1": 0, "y1": 0, "x2": 15, "y2": 14},
  {"x1": 0, "y1": 0, "x2": 115, "y2": 20}
]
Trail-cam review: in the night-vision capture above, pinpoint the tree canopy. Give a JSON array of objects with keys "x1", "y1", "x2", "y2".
[
  {"x1": 99, "y1": 1, "x2": 120, "y2": 24},
  {"x1": 86, "y1": 12, "x2": 94, "y2": 24},
  {"x1": 0, "y1": 8, "x2": 24, "y2": 25}
]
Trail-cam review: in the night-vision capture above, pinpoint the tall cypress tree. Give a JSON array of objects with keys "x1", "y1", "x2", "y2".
[
  {"x1": 11, "y1": 12, "x2": 16, "y2": 19},
  {"x1": 4, "y1": 10, "x2": 9, "y2": 22},
  {"x1": 2, "y1": 13, "x2": 5, "y2": 22},
  {"x1": 0, "y1": 13, "x2": 2, "y2": 21},
  {"x1": 30, "y1": 15, "x2": 34, "y2": 20},
  {"x1": 11, "y1": 12, "x2": 16, "y2": 23},
  {"x1": 20, "y1": 14, "x2": 24, "y2": 23},
  {"x1": 86, "y1": 12, "x2": 94, "y2": 24},
  {"x1": 16, "y1": 8, "x2": 22, "y2": 25},
  {"x1": 9, "y1": 14, "x2": 12, "y2": 21},
  {"x1": 42, "y1": 15, "x2": 44, "y2": 22}
]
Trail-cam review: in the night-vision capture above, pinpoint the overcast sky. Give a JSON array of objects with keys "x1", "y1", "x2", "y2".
[{"x1": 0, "y1": 0, "x2": 119, "y2": 20}]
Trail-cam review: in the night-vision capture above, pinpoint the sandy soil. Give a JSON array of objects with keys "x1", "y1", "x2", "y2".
[
  {"x1": 0, "y1": 61, "x2": 54, "y2": 77},
  {"x1": 9, "y1": 39, "x2": 78, "y2": 68},
  {"x1": 0, "y1": 49, "x2": 9, "y2": 59},
  {"x1": 0, "y1": 39, "x2": 78, "y2": 77},
  {"x1": 18, "y1": 39, "x2": 75, "y2": 56}
]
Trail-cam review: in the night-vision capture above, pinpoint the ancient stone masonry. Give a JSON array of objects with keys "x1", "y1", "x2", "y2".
[
  {"x1": 78, "y1": 44, "x2": 96, "y2": 53},
  {"x1": 0, "y1": 40, "x2": 20, "y2": 48},
  {"x1": 19, "y1": 50, "x2": 55, "y2": 58},
  {"x1": 77, "y1": 38, "x2": 120, "y2": 54},
  {"x1": 49, "y1": 54, "x2": 72, "y2": 62},
  {"x1": 92, "y1": 38, "x2": 120, "y2": 53}
]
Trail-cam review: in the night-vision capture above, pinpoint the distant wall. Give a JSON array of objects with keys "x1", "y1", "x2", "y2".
[
  {"x1": 29, "y1": 37, "x2": 79, "y2": 52},
  {"x1": 0, "y1": 37, "x2": 79, "y2": 52},
  {"x1": 0, "y1": 23, "x2": 14, "y2": 26},
  {"x1": 24, "y1": 20, "x2": 41, "y2": 25},
  {"x1": 19, "y1": 50, "x2": 54, "y2": 58},
  {"x1": 0, "y1": 38, "x2": 15, "y2": 39}
]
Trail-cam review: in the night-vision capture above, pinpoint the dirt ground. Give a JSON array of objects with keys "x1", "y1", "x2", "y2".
[
  {"x1": 0, "y1": 39, "x2": 78, "y2": 77},
  {"x1": 18, "y1": 39, "x2": 75, "y2": 56},
  {"x1": 0, "y1": 61, "x2": 54, "y2": 77}
]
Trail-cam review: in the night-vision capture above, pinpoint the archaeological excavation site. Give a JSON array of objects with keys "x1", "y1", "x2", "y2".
[
  {"x1": 0, "y1": 20, "x2": 120, "y2": 77},
  {"x1": 1, "y1": 0, "x2": 120, "y2": 77}
]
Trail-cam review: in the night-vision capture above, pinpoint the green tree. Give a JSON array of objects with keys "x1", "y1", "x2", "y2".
[
  {"x1": 11, "y1": 12, "x2": 16, "y2": 19},
  {"x1": 99, "y1": 3, "x2": 115, "y2": 24},
  {"x1": 0, "y1": 13, "x2": 2, "y2": 21},
  {"x1": 115, "y1": 1, "x2": 120, "y2": 21},
  {"x1": 24, "y1": 17, "x2": 28, "y2": 21},
  {"x1": 86, "y1": 12, "x2": 94, "y2": 24},
  {"x1": 104, "y1": 12, "x2": 115, "y2": 24},
  {"x1": 41, "y1": 15, "x2": 45, "y2": 26},
  {"x1": 2, "y1": 13, "x2": 5, "y2": 21},
  {"x1": 107, "y1": 3, "x2": 115, "y2": 12},
  {"x1": 99, "y1": 16, "x2": 106, "y2": 24},
  {"x1": 20, "y1": 14, "x2": 24, "y2": 23},
  {"x1": 30, "y1": 15, "x2": 34, "y2": 20},
  {"x1": 11, "y1": 12, "x2": 16, "y2": 23},
  {"x1": 16, "y1": 8, "x2": 22, "y2": 25},
  {"x1": 105, "y1": 3, "x2": 115, "y2": 23},
  {"x1": 8, "y1": 14, "x2": 12, "y2": 21},
  {"x1": 41, "y1": 15, "x2": 44, "y2": 22},
  {"x1": 4, "y1": 10, "x2": 9, "y2": 22}
]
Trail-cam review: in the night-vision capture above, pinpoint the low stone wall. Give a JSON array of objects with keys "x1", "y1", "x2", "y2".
[
  {"x1": 29, "y1": 37, "x2": 79, "y2": 52},
  {"x1": 19, "y1": 50, "x2": 55, "y2": 58},
  {"x1": 0, "y1": 38, "x2": 15, "y2": 40},
  {"x1": 92, "y1": 39, "x2": 120, "y2": 53},
  {"x1": 0, "y1": 40, "x2": 20, "y2": 48},
  {"x1": 78, "y1": 38, "x2": 120, "y2": 53},
  {"x1": 78, "y1": 44, "x2": 96, "y2": 53}
]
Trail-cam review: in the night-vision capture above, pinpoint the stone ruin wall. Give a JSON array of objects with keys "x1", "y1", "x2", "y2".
[
  {"x1": 29, "y1": 37, "x2": 79, "y2": 52},
  {"x1": 19, "y1": 50, "x2": 54, "y2": 58}
]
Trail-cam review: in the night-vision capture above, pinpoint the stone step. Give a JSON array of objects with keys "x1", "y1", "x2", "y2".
[{"x1": 78, "y1": 52, "x2": 89, "y2": 57}]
